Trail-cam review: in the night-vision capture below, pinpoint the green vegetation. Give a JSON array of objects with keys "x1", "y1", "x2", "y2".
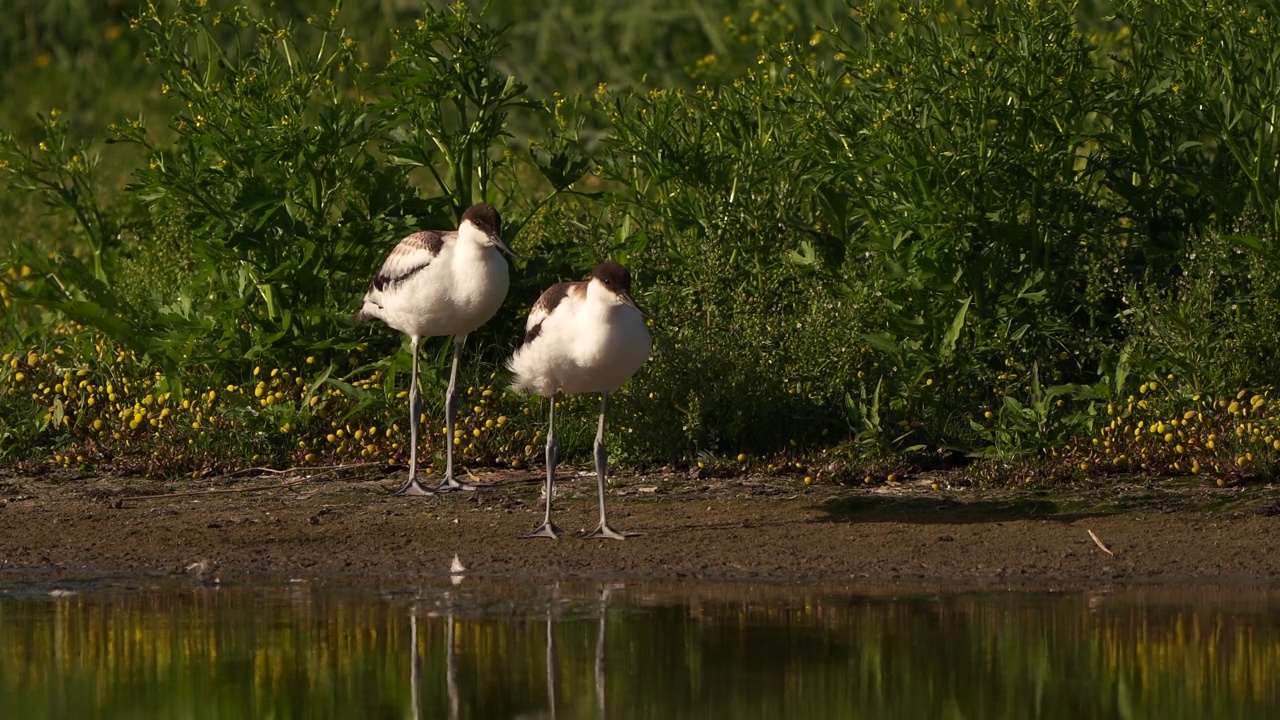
[{"x1": 2, "y1": 0, "x2": 1279, "y2": 486}]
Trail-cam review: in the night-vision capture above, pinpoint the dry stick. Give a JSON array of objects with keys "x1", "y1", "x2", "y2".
[
  {"x1": 120, "y1": 478, "x2": 310, "y2": 501},
  {"x1": 119, "y1": 462, "x2": 381, "y2": 502},
  {"x1": 1087, "y1": 528, "x2": 1115, "y2": 556},
  {"x1": 219, "y1": 461, "x2": 380, "y2": 480}
]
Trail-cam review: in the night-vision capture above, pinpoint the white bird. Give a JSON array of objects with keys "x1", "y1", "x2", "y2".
[
  {"x1": 356, "y1": 203, "x2": 516, "y2": 495},
  {"x1": 508, "y1": 261, "x2": 652, "y2": 539}
]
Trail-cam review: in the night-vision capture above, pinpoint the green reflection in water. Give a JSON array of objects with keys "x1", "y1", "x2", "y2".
[{"x1": 1, "y1": 582, "x2": 1278, "y2": 719}]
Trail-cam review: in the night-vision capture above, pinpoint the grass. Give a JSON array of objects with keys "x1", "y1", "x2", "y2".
[{"x1": 3, "y1": 0, "x2": 1280, "y2": 487}]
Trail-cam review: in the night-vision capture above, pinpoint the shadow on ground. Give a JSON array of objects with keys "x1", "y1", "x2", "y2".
[{"x1": 811, "y1": 494, "x2": 1117, "y2": 526}]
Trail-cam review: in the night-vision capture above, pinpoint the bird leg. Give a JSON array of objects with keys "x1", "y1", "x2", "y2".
[
  {"x1": 435, "y1": 334, "x2": 475, "y2": 492},
  {"x1": 395, "y1": 336, "x2": 434, "y2": 496},
  {"x1": 522, "y1": 395, "x2": 564, "y2": 538},
  {"x1": 585, "y1": 393, "x2": 639, "y2": 540}
]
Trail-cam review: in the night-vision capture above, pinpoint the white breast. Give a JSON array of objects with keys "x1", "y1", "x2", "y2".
[
  {"x1": 509, "y1": 298, "x2": 651, "y2": 396},
  {"x1": 362, "y1": 236, "x2": 509, "y2": 340}
]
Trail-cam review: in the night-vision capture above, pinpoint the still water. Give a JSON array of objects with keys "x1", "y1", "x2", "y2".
[{"x1": 1, "y1": 579, "x2": 1278, "y2": 719}]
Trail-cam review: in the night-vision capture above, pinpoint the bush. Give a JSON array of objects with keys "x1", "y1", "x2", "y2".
[
  {"x1": 3, "y1": 0, "x2": 1280, "y2": 483},
  {"x1": 592, "y1": 0, "x2": 1280, "y2": 467}
]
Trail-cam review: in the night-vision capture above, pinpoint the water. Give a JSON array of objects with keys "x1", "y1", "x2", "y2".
[{"x1": 1, "y1": 579, "x2": 1278, "y2": 719}]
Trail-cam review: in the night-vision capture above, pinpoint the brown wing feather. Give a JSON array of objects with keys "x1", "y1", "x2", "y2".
[
  {"x1": 367, "y1": 230, "x2": 449, "y2": 293},
  {"x1": 521, "y1": 281, "x2": 583, "y2": 346}
]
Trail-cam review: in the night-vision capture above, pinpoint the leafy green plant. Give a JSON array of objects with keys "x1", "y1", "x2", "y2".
[
  {"x1": 0, "y1": 109, "x2": 118, "y2": 283},
  {"x1": 5, "y1": 0, "x2": 1280, "y2": 479}
]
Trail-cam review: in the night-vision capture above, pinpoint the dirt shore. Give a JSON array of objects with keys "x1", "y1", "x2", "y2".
[{"x1": 2, "y1": 468, "x2": 1278, "y2": 589}]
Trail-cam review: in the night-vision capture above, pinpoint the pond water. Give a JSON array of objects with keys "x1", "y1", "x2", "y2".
[{"x1": 1, "y1": 579, "x2": 1278, "y2": 719}]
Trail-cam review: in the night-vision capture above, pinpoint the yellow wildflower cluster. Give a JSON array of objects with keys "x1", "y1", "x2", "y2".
[
  {"x1": 1078, "y1": 379, "x2": 1278, "y2": 482},
  {"x1": 0, "y1": 325, "x2": 558, "y2": 475}
]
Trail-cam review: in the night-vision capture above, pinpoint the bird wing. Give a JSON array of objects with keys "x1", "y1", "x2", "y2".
[
  {"x1": 521, "y1": 281, "x2": 579, "y2": 345},
  {"x1": 367, "y1": 231, "x2": 449, "y2": 295}
]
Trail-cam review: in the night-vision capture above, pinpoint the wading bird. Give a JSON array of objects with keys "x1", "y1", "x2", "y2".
[
  {"x1": 356, "y1": 203, "x2": 517, "y2": 495},
  {"x1": 508, "y1": 261, "x2": 651, "y2": 539}
]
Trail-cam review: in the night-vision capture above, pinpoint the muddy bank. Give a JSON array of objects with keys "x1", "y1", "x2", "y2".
[{"x1": 1, "y1": 469, "x2": 1278, "y2": 588}]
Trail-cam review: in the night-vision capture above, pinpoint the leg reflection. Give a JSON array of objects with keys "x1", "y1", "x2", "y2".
[
  {"x1": 447, "y1": 609, "x2": 459, "y2": 720},
  {"x1": 409, "y1": 607, "x2": 421, "y2": 720},
  {"x1": 595, "y1": 584, "x2": 622, "y2": 720},
  {"x1": 595, "y1": 591, "x2": 607, "y2": 720},
  {"x1": 546, "y1": 609, "x2": 559, "y2": 720},
  {"x1": 408, "y1": 599, "x2": 460, "y2": 720}
]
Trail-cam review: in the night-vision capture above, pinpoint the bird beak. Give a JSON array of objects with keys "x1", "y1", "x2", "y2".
[
  {"x1": 621, "y1": 291, "x2": 652, "y2": 318},
  {"x1": 492, "y1": 235, "x2": 523, "y2": 262}
]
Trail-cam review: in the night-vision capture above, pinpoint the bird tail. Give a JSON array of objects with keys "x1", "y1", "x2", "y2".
[
  {"x1": 353, "y1": 297, "x2": 382, "y2": 326},
  {"x1": 506, "y1": 348, "x2": 538, "y2": 394}
]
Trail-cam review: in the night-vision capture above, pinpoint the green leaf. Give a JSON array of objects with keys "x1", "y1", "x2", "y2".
[
  {"x1": 940, "y1": 295, "x2": 971, "y2": 357},
  {"x1": 862, "y1": 332, "x2": 899, "y2": 355},
  {"x1": 786, "y1": 241, "x2": 817, "y2": 267}
]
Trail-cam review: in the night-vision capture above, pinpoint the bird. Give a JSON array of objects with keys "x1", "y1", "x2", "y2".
[
  {"x1": 355, "y1": 203, "x2": 517, "y2": 496},
  {"x1": 508, "y1": 261, "x2": 652, "y2": 540}
]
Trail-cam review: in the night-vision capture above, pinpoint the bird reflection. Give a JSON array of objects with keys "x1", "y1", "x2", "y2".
[
  {"x1": 407, "y1": 596, "x2": 459, "y2": 720},
  {"x1": 406, "y1": 582, "x2": 622, "y2": 719}
]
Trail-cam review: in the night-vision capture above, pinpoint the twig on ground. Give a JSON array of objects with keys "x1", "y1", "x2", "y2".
[
  {"x1": 120, "y1": 478, "x2": 309, "y2": 501},
  {"x1": 1087, "y1": 528, "x2": 1114, "y2": 556},
  {"x1": 118, "y1": 462, "x2": 382, "y2": 502}
]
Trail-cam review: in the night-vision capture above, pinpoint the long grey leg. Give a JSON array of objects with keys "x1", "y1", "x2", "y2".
[
  {"x1": 436, "y1": 334, "x2": 474, "y2": 491},
  {"x1": 585, "y1": 393, "x2": 638, "y2": 539},
  {"x1": 395, "y1": 336, "x2": 432, "y2": 495},
  {"x1": 522, "y1": 395, "x2": 564, "y2": 538}
]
